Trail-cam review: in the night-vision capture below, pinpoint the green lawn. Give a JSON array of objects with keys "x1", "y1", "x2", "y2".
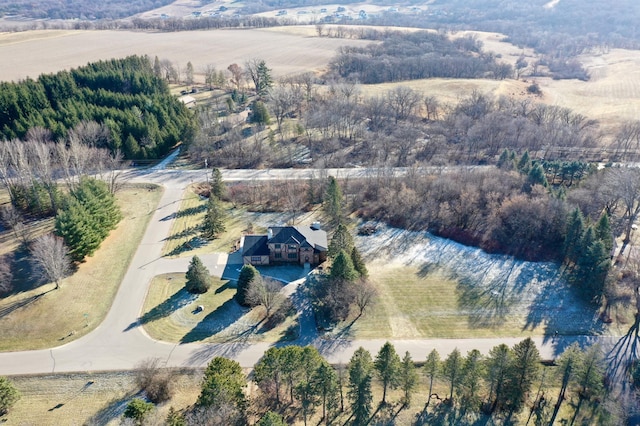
[
  {"x1": 0, "y1": 184, "x2": 163, "y2": 351},
  {"x1": 344, "y1": 264, "x2": 543, "y2": 339},
  {"x1": 141, "y1": 273, "x2": 297, "y2": 344}
]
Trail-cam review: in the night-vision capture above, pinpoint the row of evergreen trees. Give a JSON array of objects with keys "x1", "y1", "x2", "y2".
[
  {"x1": 54, "y1": 177, "x2": 121, "y2": 261},
  {"x1": 158, "y1": 339, "x2": 610, "y2": 426},
  {"x1": 0, "y1": 56, "x2": 197, "y2": 159}
]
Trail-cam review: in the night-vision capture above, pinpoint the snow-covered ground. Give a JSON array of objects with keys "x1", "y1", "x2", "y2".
[{"x1": 356, "y1": 224, "x2": 604, "y2": 336}]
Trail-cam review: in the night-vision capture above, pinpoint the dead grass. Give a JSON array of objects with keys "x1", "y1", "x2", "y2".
[
  {"x1": 141, "y1": 273, "x2": 297, "y2": 344},
  {"x1": 345, "y1": 263, "x2": 544, "y2": 340},
  {"x1": 162, "y1": 187, "x2": 265, "y2": 257},
  {"x1": 4, "y1": 370, "x2": 201, "y2": 426},
  {"x1": 0, "y1": 184, "x2": 163, "y2": 351},
  {"x1": 0, "y1": 27, "x2": 370, "y2": 83}
]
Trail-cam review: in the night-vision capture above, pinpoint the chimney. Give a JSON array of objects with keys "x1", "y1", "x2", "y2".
[
  {"x1": 311, "y1": 222, "x2": 321, "y2": 230},
  {"x1": 267, "y1": 228, "x2": 273, "y2": 240}
]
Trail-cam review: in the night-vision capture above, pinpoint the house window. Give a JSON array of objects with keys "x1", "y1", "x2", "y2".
[
  {"x1": 288, "y1": 244, "x2": 297, "y2": 250},
  {"x1": 288, "y1": 253, "x2": 297, "y2": 259},
  {"x1": 251, "y1": 256, "x2": 262, "y2": 263},
  {"x1": 275, "y1": 252, "x2": 282, "y2": 259},
  {"x1": 274, "y1": 244, "x2": 281, "y2": 249}
]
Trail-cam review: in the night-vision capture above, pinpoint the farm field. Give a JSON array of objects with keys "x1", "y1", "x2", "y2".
[
  {"x1": 1, "y1": 25, "x2": 639, "y2": 132},
  {"x1": 0, "y1": 27, "x2": 370, "y2": 83},
  {"x1": 0, "y1": 184, "x2": 163, "y2": 351}
]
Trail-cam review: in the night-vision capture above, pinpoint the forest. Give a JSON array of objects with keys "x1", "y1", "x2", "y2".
[{"x1": 0, "y1": 55, "x2": 197, "y2": 160}]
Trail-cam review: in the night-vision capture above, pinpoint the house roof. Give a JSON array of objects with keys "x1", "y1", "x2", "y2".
[
  {"x1": 242, "y1": 235, "x2": 269, "y2": 257},
  {"x1": 270, "y1": 226, "x2": 327, "y2": 252}
]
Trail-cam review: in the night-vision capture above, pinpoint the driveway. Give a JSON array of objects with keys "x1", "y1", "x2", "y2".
[{"x1": 0, "y1": 158, "x2": 618, "y2": 375}]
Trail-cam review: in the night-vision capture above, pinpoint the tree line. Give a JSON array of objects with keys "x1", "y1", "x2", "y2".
[
  {"x1": 114, "y1": 338, "x2": 628, "y2": 425},
  {"x1": 329, "y1": 31, "x2": 512, "y2": 84},
  {"x1": 0, "y1": 55, "x2": 197, "y2": 159}
]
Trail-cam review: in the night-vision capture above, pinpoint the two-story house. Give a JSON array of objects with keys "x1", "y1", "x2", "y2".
[{"x1": 241, "y1": 224, "x2": 328, "y2": 266}]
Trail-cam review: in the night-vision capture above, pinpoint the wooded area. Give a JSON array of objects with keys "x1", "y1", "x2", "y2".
[{"x1": 0, "y1": 55, "x2": 197, "y2": 159}]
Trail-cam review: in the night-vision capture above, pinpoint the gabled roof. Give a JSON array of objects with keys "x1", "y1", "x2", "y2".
[
  {"x1": 242, "y1": 235, "x2": 269, "y2": 257},
  {"x1": 269, "y1": 226, "x2": 327, "y2": 252}
]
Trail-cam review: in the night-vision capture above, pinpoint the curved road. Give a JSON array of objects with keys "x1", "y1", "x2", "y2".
[{"x1": 0, "y1": 161, "x2": 611, "y2": 375}]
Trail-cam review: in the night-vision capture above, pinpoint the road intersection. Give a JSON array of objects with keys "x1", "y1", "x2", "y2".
[{"x1": 0, "y1": 159, "x2": 609, "y2": 375}]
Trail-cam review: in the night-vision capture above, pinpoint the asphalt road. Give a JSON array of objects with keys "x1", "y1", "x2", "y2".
[{"x1": 0, "y1": 159, "x2": 613, "y2": 375}]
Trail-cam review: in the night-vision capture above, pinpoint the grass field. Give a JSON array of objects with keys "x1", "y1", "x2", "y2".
[
  {"x1": 4, "y1": 370, "x2": 201, "y2": 426},
  {"x1": 0, "y1": 184, "x2": 163, "y2": 351},
  {"x1": 161, "y1": 187, "x2": 267, "y2": 257},
  {"x1": 3, "y1": 364, "x2": 577, "y2": 426},
  {"x1": 141, "y1": 273, "x2": 298, "y2": 344}
]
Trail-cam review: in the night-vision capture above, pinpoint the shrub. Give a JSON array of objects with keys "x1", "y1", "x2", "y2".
[
  {"x1": 185, "y1": 256, "x2": 211, "y2": 294},
  {"x1": 0, "y1": 376, "x2": 20, "y2": 416}
]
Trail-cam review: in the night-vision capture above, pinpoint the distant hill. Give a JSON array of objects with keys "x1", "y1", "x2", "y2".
[{"x1": 0, "y1": 0, "x2": 175, "y2": 20}]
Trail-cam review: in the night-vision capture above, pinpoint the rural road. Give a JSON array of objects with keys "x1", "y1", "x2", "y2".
[{"x1": 0, "y1": 155, "x2": 615, "y2": 375}]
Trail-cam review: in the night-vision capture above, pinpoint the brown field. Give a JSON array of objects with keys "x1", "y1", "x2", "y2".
[
  {"x1": 2, "y1": 24, "x2": 639, "y2": 131},
  {"x1": 0, "y1": 26, "x2": 370, "y2": 83}
]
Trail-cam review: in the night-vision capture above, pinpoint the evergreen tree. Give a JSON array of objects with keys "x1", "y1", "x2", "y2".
[
  {"x1": 123, "y1": 398, "x2": 154, "y2": 424},
  {"x1": 236, "y1": 264, "x2": 259, "y2": 306},
  {"x1": 399, "y1": 351, "x2": 418, "y2": 407},
  {"x1": 202, "y1": 195, "x2": 226, "y2": 240},
  {"x1": 210, "y1": 167, "x2": 226, "y2": 199},
  {"x1": 517, "y1": 151, "x2": 531, "y2": 174},
  {"x1": 443, "y1": 348, "x2": 463, "y2": 403},
  {"x1": 459, "y1": 349, "x2": 483, "y2": 414},
  {"x1": 257, "y1": 411, "x2": 286, "y2": 426},
  {"x1": 323, "y1": 176, "x2": 344, "y2": 226},
  {"x1": 351, "y1": 246, "x2": 368, "y2": 278},
  {"x1": 329, "y1": 249, "x2": 359, "y2": 282},
  {"x1": 55, "y1": 196, "x2": 97, "y2": 261},
  {"x1": 424, "y1": 349, "x2": 440, "y2": 410},
  {"x1": 185, "y1": 255, "x2": 211, "y2": 294},
  {"x1": 254, "y1": 347, "x2": 284, "y2": 406},
  {"x1": 315, "y1": 361, "x2": 340, "y2": 424},
  {"x1": 197, "y1": 357, "x2": 246, "y2": 413},
  {"x1": 507, "y1": 338, "x2": 540, "y2": 416},
  {"x1": 374, "y1": 341, "x2": 402, "y2": 405},
  {"x1": 485, "y1": 343, "x2": 512, "y2": 413},
  {"x1": 497, "y1": 149, "x2": 514, "y2": 170},
  {"x1": 328, "y1": 223, "x2": 354, "y2": 258},
  {"x1": 564, "y1": 208, "x2": 585, "y2": 264},
  {"x1": 570, "y1": 344, "x2": 604, "y2": 425},
  {"x1": 348, "y1": 347, "x2": 374, "y2": 426},
  {"x1": 573, "y1": 227, "x2": 610, "y2": 302},
  {"x1": 549, "y1": 343, "x2": 582, "y2": 426},
  {"x1": 251, "y1": 101, "x2": 270, "y2": 124},
  {"x1": 0, "y1": 376, "x2": 20, "y2": 416},
  {"x1": 294, "y1": 346, "x2": 324, "y2": 426},
  {"x1": 594, "y1": 212, "x2": 613, "y2": 255},
  {"x1": 165, "y1": 407, "x2": 186, "y2": 426},
  {"x1": 526, "y1": 163, "x2": 548, "y2": 189}
]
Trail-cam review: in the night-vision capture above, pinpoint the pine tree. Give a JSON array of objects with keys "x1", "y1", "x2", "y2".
[
  {"x1": 507, "y1": 338, "x2": 540, "y2": 416},
  {"x1": 328, "y1": 223, "x2": 354, "y2": 258},
  {"x1": 424, "y1": 349, "x2": 440, "y2": 410},
  {"x1": 323, "y1": 176, "x2": 344, "y2": 226},
  {"x1": 548, "y1": 343, "x2": 582, "y2": 426},
  {"x1": 236, "y1": 264, "x2": 259, "y2": 306},
  {"x1": 486, "y1": 344, "x2": 512, "y2": 413},
  {"x1": 399, "y1": 351, "x2": 418, "y2": 407},
  {"x1": 374, "y1": 342, "x2": 401, "y2": 405},
  {"x1": 202, "y1": 195, "x2": 226, "y2": 240},
  {"x1": 526, "y1": 163, "x2": 548, "y2": 189},
  {"x1": 594, "y1": 212, "x2": 613, "y2": 255},
  {"x1": 210, "y1": 168, "x2": 226, "y2": 199},
  {"x1": 329, "y1": 249, "x2": 359, "y2": 282},
  {"x1": 197, "y1": 357, "x2": 246, "y2": 411},
  {"x1": 443, "y1": 348, "x2": 463, "y2": 403},
  {"x1": 348, "y1": 347, "x2": 373, "y2": 426},
  {"x1": 459, "y1": 349, "x2": 483, "y2": 414},
  {"x1": 564, "y1": 208, "x2": 585, "y2": 264},
  {"x1": 314, "y1": 361, "x2": 340, "y2": 425},
  {"x1": 573, "y1": 227, "x2": 610, "y2": 302},
  {"x1": 185, "y1": 255, "x2": 211, "y2": 293},
  {"x1": 351, "y1": 246, "x2": 368, "y2": 278},
  {"x1": 517, "y1": 151, "x2": 531, "y2": 174}
]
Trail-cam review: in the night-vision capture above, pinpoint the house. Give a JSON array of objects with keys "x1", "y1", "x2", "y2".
[{"x1": 241, "y1": 224, "x2": 327, "y2": 266}]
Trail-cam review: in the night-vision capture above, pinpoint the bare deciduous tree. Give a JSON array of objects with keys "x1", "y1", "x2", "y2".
[
  {"x1": 30, "y1": 233, "x2": 71, "y2": 290},
  {"x1": 354, "y1": 279, "x2": 377, "y2": 318},
  {"x1": 247, "y1": 277, "x2": 284, "y2": 318}
]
